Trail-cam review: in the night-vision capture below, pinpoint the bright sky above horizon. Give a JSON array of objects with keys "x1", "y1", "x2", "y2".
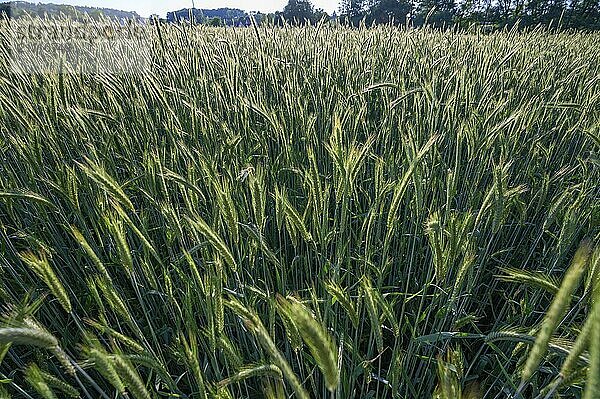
[{"x1": 33, "y1": 0, "x2": 341, "y2": 17}]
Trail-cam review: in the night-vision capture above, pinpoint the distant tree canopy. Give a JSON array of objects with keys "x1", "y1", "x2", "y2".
[
  {"x1": 0, "y1": 1, "x2": 140, "y2": 20},
  {"x1": 284, "y1": 0, "x2": 314, "y2": 22},
  {"x1": 415, "y1": 0, "x2": 456, "y2": 26},
  {"x1": 340, "y1": 0, "x2": 367, "y2": 19},
  {"x1": 337, "y1": 0, "x2": 600, "y2": 28},
  {"x1": 1, "y1": 0, "x2": 598, "y2": 30},
  {"x1": 368, "y1": 0, "x2": 413, "y2": 24},
  {"x1": 282, "y1": 0, "x2": 330, "y2": 24},
  {"x1": 208, "y1": 16, "x2": 223, "y2": 26},
  {"x1": 0, "y1": 2, "x2": 11, "y2": 18},
  {"x1": 166, "y1": 8, "x2": 248, "y2": 25}
]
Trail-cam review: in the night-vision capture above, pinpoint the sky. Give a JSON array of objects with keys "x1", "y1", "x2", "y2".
[{"x1": 34, "y1": 0, "x2": 341, "y2": 17}]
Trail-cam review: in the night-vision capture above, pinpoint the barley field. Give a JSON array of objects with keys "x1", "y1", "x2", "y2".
[{"x1": 0, "y1": 18, "x2": 599, "y2": 399}]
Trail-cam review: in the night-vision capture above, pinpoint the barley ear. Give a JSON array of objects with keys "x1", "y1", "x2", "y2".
[
  {"x1": 277, "y1": 304, "x2": 303, "y2": 352},
  {"x1": 19, "y1": 251, "x2": 72, "y2": 313},
  {"x1": 112, "y1": 353, "x2": 151, "y2": 399},
  {"x1": 52, "y1": 347, "x2": 75, "y2": 375},
  {"x1": 521, "y1": 240, "x2": 592, "y2": 384},
  {"x1": 0, "y1": 327, "x2": 58, "y2": 349},
  {"x1": 77, "y1": 158, "x2": 135, "y2": 212},
  {"x1": 0, "y1": 325, "x2": 73, "y2": 374},
  {"x1": 186, "y1": 215, "x2": 238, "y2": 272},
  {"x1": 25, "y1": 364, "x2": 57, "y2": 399},
  {"x1": 105, "y1": 217, "x2": 133, "y2": 273},
  {"x1": 277, "y1": 294, "x2": 339, "y2": 391},
  {"x1": 69, "y1": 225, "x2": 110, "y2": 281},
  {"x1": 559, "y1": 316, "x2": 592, "y2": 379},
  {"x1": 38, "y1": 370, "x2": 79, "y2": 398},
  {"x1": 324, "y1": 280, "x2": 359, "y2": 328},
  {"x1": 225, "y1": 298, "x2": 310, "y2": 399},
  {"x1": 583, "y1": 252, "x2": 600, "y2": 399},
  {"x1": 361, "y1": 278, "x2": 384, "y2": 353},
  {"x1": 217, "y1": 364, "x2": 282, "y2": 387}
]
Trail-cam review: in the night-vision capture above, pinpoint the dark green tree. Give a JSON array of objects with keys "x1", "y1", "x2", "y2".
[
  {"x1": 524, "y1": 0, "x2": 567, "y2": 25},
  {"x1": 367, "y1": 0, "x2": 413, "y2": 24},
  {"x1": 268, "y1": 11, "x2": 286, "y2": 26},
  {"x1": 415, "y1": 0, "x2": 457, "y2": 26},
  {"x1": 568, "y1": 0, "x2": 600, "y2": 29},
  {"x1": 339, "y1": 0, "x2": 367, "y2": 24},
  {"x1": 283, "y1": 0, "x2": 315, "y2": 24},
  {"x1": 0, "y1": 2, "x2": 11, "y2": 19},
  {"x1": 208, "y1": 16, "x2": 223, "y2": 26},
  {"x1": 314, "y1": 7, "x2": 331, "y2": 21},
  {"x1": 545, "y1": 0, "x2": 567, "y2": 25}
]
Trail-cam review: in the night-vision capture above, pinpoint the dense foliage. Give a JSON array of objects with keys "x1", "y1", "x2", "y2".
[
  {"x1": 0, "y1": 1, "x2": 140, "y2": 21},
  {"x1": 3, "y1": 0, "x2": 600, "y2": 30},
  {"x1": 319, "y1": 0, "x2": 600, "y2": 30},
  {"x1": 166, "y1": 8, "x2": 248, "y2": 26},
  {"x1": 0, "y1": 18, "x2": 599, "y2": 399}
]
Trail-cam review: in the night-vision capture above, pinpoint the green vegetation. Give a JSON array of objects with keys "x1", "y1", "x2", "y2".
[
  {"x1": 0, "y1": 1, "x2": 140, "y2": 21},
  {"x1": 277, "y1": 0, "x2": 600, "y2": 30},
  {"x1": 4, "y1": 0, "x2": 600, "y2": 31},
  {"x1": 337, "y1": 0, "x2": 600, "y2": 29},
  {"x1": 166, "y1": 8, "x2": 248, "y2": 25},
  {"x1": 0, "y1": 17, "x2": 599, "y2": 398}
]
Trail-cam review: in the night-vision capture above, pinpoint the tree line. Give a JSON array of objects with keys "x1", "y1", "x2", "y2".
[
  {"x1": 281, "y1": 0, "x2": 600, "y2": 30},
  {"x1": 0, "y1": 1, "x2": 141, "y2": 21},
  {"x1": 1, "y1": 0, "x2": 597, "y2": 30}
]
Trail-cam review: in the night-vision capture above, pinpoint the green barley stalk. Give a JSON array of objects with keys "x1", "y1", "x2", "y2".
[
  {"x1": 39, "y1": 370, "x2": 79, "y2": 398},
  {"x1": 180, "y1": 332, "x2": 208, "y2": 399},
  {"x1": 324, "y1": 280, "x2": 359, "y2": 328},
  {"x1": 582, "y1": 268, "x2": 600, "y2": 399},
  {"x1": 77, "y1": 158, "x2": 135, "y2": 212},
  {"x1": 25, "y1": 364, "x2": 57, "y2": 399},
  {"x1": 520, "y1": 240, "x2": 593, "y2": 386},
  {"x1": 112, "y1": 353, "x2": 152, "y2": 399},
  {"x1": 69, "y1": 225, "x2": 110, "y2": 280},
  {"x1": 0, "y1": 327, "x2": 58, "y2": 349},
  {"x1": 362, "y1": 278, "x2": 384, "y2": 353},
  {"x1": 276, "y1": 294, "x2": 339, "y2": 391},
  {"x1": 226, "y1": 298, "x2": 310, "y2": 399},
  {"x1": 126, "y1": 353, "x2": 180, "y2": 393},
  {"x1": 19, "y1": 251, "x2": 72, "y2": 313},
  {"x1": 186, "y1": 215, "x2": 238, "y2": 272},
  {"x1": 0, "y1": 190, "x2": 56, "y2": 209},
  {"x1": 105, "y1": 216, "x2": 133, "y2": 273},
  {"x1": 217, "y1": 364, "x2": 282, "y2": 387}
]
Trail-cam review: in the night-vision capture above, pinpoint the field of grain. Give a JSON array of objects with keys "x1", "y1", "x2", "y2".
[{"x1": 0, "y1": 18, "x2": 599, "y2": 399}]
